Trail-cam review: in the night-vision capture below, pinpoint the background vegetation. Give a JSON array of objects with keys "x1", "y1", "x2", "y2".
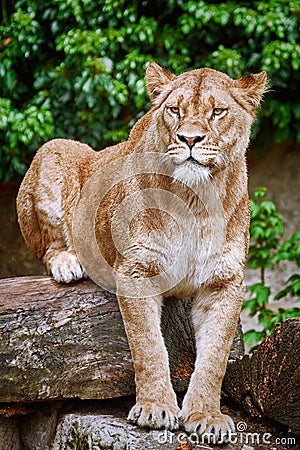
[
  {"x1": 243, "y1": 188, "x2": 300, "y2": 349},
  {"x1": 1, "y1": 0, "x2": 300, "y2": 179}
]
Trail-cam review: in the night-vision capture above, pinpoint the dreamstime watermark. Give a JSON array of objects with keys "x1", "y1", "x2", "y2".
[
  {"x1": 155, "y1": 421, "x2": 297, "y2": 448},
  {"x1": 72, "y1": 152, "x2": 226, "y2": 297}
]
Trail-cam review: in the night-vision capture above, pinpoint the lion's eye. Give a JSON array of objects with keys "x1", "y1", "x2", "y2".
[
  {"x1": 212, "y1": 108, "x2": 226, "y2": 117},
  {"x1": 169, "y1": 106, "x2": 180, "y2": 115}
]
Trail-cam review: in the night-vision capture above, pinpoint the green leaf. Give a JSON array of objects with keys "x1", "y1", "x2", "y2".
[
  {"x1": 244, "y1": 330, "x2": 265, "y2": 349},
  {"x1": 260, "y1": 200, "x2": 276, "y2": 214}
]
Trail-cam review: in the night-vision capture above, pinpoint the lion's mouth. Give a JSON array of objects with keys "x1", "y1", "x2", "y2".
[
  {"x1": 187, "y1": 156, "x2": 202, "y2": 165},
  {"x1": 186, "y1": 157, "x2": 214, "y2": 169}
]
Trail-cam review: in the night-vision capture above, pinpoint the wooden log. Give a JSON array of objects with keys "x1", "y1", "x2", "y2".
[
  {"x1": 0, "y1": 276, "x2": 196, "y2": 402},
  {"x1": 0, "y1": 276, "x2": 244, "y2": 404},
  {"x1": 0, "y1": 276, "x2": 134, "y2": 402},
  {"x1": 223, "y1": 318, "x2": 300, "y2": 434}
]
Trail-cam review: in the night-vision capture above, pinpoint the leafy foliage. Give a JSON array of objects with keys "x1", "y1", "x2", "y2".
[
  {"x1": 1, "y1": 0, "x2": 300, "y2": 179},
  {"x1": 243, "y1": 188, "x2": 300, "y2": 350},
  {"x1": 248, "y1": 187, "x2": 284, "y2": 276}
]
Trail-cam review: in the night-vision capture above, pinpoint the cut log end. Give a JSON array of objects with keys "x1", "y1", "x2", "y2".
[{"x1": 224, "y1": 318, "x2": 300, "y2": 434}]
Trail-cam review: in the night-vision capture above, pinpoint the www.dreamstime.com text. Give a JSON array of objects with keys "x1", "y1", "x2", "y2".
[{"x1": 155, "y1": 421, "x2": 297, "y2": 447}]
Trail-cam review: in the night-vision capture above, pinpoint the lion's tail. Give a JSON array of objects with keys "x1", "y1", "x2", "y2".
[{"x1": 16, "y1": 163, "x2": 45, "y2": 260}]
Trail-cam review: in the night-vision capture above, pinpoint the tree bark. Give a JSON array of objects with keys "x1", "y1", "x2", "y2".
[{"x1": 0, "y1": 276, "x2": 134, "y2": 401}]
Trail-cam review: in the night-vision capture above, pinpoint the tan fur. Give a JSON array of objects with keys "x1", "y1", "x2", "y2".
[{"x1": 17, "y1": 63, "x2": 268, "y2": 439}]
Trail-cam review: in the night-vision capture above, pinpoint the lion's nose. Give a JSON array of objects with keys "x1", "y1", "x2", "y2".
[{"x1": 177, "y1": 134, "x2": 206, "y2": 149}]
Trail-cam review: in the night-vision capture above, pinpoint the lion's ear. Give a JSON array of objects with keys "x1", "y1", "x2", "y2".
[
  {"x1": 232, "y1": 71, "x2": 269, "y2": 111},
  {"x1": 146, "y1": 62, "x2": 176, "y2": 104}
]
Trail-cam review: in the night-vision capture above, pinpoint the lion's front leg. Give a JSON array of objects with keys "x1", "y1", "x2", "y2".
[
  {"x1": 180, "y1": 279, "x2": 244, "y2": 442},
  {"x1": 117, "y1": 293, "x2": 179, "y2": 430}
]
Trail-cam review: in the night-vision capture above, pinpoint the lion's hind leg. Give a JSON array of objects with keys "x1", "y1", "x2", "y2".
[
  {"x1": 17, "y1": 140, "x2": 87, "y2": 284},
  {"x1": 38, "y1": 178, "x2": 86, "y2": 284}
]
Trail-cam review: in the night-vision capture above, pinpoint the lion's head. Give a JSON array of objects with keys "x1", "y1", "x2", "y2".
[{"x1": 145, "y1": 63, "x2": 268, "y2": 185}]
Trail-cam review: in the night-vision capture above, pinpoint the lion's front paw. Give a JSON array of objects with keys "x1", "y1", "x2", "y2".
[
  {"x1": 179, "y1": 409, "x2": 235, "y2": 443},
  {"x1": 128, "y1": 402, "x2": 179, "y2": 430},
  {"x1": 48, "y1": 251, "x2": 86, "y2": 283}
]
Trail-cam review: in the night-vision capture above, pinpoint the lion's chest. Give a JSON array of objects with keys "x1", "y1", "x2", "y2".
[{"x1": 122, "y1": 206, "x2": 222, "y2": 297}]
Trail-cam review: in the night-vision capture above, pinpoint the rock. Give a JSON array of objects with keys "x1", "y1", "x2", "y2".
[
  {"x1": 53, "y1": 414, "x2": 178, "y2": 450},
  {"x1": 18, "y1": 404, "x2": 251, "y2": 450}
]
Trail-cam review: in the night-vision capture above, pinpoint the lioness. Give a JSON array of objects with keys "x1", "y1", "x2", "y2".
[{"x1": 17, "y1": 63, "x2": 267, "y2": 440}]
